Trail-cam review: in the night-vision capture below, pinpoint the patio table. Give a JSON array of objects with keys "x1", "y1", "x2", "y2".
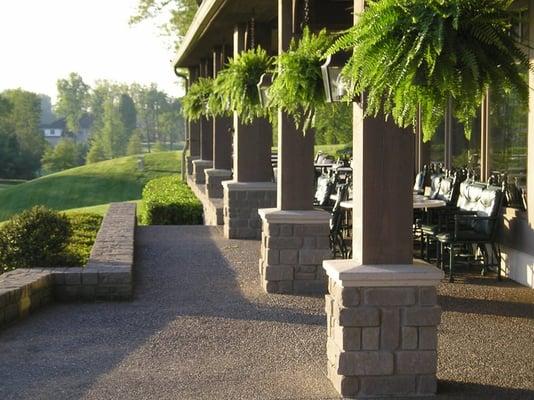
[{"x1": 339, "y1": 198, "x2": 446, "y2": 209}]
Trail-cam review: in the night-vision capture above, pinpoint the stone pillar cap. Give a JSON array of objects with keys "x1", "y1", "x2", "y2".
[
  {"x1": 192, "y1": 159, "x2": 213, "y2": 165},
  {"x1": 222, "y1": 181, "x2": 277, "y2": 191},
  {"x1": 323, "y1": 259, "x2": 444, "y2": 287},
  {"x1": 205, "y1": 168, "x2": 233, "y2": 177},
  {"x1": 259, "y1": 208, "x2": 331, "y2": 224}
]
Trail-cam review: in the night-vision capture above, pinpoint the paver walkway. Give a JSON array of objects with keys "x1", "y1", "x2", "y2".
[{"x1": 0, "y1": 225, "x2": 533, "y2": 399}]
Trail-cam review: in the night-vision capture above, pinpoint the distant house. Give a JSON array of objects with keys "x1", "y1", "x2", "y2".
[{"x1": 41, "y1": 114, "x2": 93, "y2": 147}]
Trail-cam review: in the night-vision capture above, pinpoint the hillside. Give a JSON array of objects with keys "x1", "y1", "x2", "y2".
[{"x1": 0, "y1": 152, "x2": 181, "y2": 221}]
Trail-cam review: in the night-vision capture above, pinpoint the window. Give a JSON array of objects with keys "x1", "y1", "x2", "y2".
[{"x1": 451, "y1": 111, "x2": 481, "y2": 171}]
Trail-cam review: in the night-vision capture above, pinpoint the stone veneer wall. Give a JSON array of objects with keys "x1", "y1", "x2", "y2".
[
  {"x1": 0, "y1": 202, "x2": 136, "y2": 330},
  {"x1": 325, "y1": 279, "x2": 441, "y2": 398},
  {"x1": 192, "y1": 160, "x2": 213, "y2": 184},
  {"x1": 259, "y1": 220, "x2": 330, "y2": 294},
  {"x1": 186, "y1": 155, "x2": 199, "y2": 176},
  {"x1": 187, "y1": 176, "x2": 223, "y2": 225},
  {"x1": 223, "y1": 183, "x2": 277, "y2": 239},
  {"x1": 205, "y1": 169, "x2": 232, "y2": 199}
]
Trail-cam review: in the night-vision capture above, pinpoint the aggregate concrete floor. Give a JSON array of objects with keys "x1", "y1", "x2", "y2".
[{"x1": 0, "y1": 225, "x2": 533, "y2": 400}]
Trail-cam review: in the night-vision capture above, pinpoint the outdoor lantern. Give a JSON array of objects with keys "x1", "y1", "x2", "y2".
[
  {"x1": 257, "y1": 73, "x2": 273, "y2": 107},
  {"x1": 321, "y1": 53, "x2": 350, "y2": 103}
]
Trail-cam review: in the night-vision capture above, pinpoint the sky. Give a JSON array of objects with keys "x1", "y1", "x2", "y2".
[{"x1": 0, "y1": 0, "x2": 184, "y2": 103}]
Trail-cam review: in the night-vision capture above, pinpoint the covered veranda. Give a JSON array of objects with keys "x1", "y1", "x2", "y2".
[{"x1": 174, "y1": 0, "x2": 534, "y2": 398}]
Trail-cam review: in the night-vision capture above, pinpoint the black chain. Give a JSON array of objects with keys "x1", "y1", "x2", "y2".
[
  {"x1": 303, "y1": 0, "x2": 310, "y2": 26},
  {"x1": 250, "y1": 16, "x2": 255, "y2": 48}
]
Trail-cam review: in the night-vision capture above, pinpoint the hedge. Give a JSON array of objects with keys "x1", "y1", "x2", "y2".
[{"x1": 140, "y1": 176, "x2": 203, "y2": 225}]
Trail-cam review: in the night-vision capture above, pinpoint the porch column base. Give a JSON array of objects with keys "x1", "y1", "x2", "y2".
[
  {"x1": 205, "y1": 169, "x2": 232, "y2": 199},
  {"x1": 186, "y1": 155, "x2": 200, "y2": 176},
  {"x1": 258, "y1": 209, "x2": 331, "y2": 295},
  {"x1": 192, "y1": 160, "x2": 213, "y2": 184},
  {"x1": 322, "y1": 259, "x2": 444, "y2": 399},
  {"x1": 223, "y1": 181, "x2": 277, "y2": 240}
]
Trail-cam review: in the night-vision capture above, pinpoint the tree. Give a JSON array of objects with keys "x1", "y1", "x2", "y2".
[
  {"x1": 126, "y1": 130, "x2": 143, "y2": 155},
  {"x1": 55, "y1": 73, "x2": 90, "y2": 132},
  {"x1": 1, "y1": 89, "x2": 45, "y2": 178},
  {"x1": 86, "y1": 138, "x2": 107, "y2": 164},
  {"x1": 131, "y1": 84, "x2": 168, "y2": 152},
  {"x1": 41, "y1": 139, "x2": 85, "y2": 174},
  {"x1": 118, "y1": 93, "x2": 137, "y2": 139},
  {"x1": 0, "y1": 96, "x2": 25, "y2": 178},
  {"x1": 130, "y1": 0, "x2": 198, "y2": 49},
  {"x1": 39, "y1": 94, "x2": 56, "y2": 125},
  {"x1": 158, "y1": 99, "x2": 184, "y2": 150},
  {"x1": 99, "y1": 99, "x2": 127, "y2": 159}
]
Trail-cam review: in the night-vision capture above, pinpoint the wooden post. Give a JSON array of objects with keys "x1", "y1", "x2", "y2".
[{"x1": 276, "y1": 0, "x2": 315, "y2": 210}]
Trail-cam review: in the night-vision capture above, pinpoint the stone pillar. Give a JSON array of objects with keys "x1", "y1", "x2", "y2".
[
  {"x1": 187, "y1": 67, "x2": 200, "y2": 175},
  {"x1": 206, "y1": 45, "x2": 233, "y2": 198},
  {"x1": 322, "y1": 1, "x2": 444, "y2": 396},
  {"x1": 258, "y1": 0, "x2": 330, "y2": 295},
  {"x1": 193, "y1": 59, "x2": 214, "y2": 184},
  {"x1": 259, "y1": 209, "x2": 331, "y2": 294},
  {"x1": 323, "y1": 261, "x2": 443, "y2": 398},
  {"x1": 222, "y1": 24, "x2": 276, "y2": 239}
]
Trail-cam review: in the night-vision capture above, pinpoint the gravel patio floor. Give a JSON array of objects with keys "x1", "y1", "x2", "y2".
[{"x1": 0, "y1": 225, "x2": 533, "y2": 399}]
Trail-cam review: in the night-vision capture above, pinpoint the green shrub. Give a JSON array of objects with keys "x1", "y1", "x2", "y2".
[
  {"x1": 0, "y1": 206, "x2": 71, "y2": 272},
  {"x1": 141, "y1": 176, "x2": 203, "y2": 225},
  {"x1": 62, "y1": 213, "x2": 103, "y2": 267}
]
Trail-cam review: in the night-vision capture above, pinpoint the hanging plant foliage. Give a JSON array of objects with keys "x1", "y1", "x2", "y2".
[
  {"x1": 269, "y1": 28, "x2": 333, "y2": 133},
  {"x1": 327, "y1": 0, "x2": 530, "y2": 142},
  {"x1": 213, "y1": 47, "x2": 274, "y2": 124},
  {"x1": 181, "y1": 77, "x2": 213, "y2": 121}
]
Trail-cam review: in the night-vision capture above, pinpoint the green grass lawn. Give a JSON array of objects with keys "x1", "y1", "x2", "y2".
[
  {"x1": 0, "y1": 179, "x2": 26, "y2": 192},
  {"x1": 0, "y1": 152, "x2": 181, "y2": 222}
]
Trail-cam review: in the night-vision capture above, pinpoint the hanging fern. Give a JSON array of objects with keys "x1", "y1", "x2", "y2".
[
  {"x1": 182, "y1": 77, "x2": 213, "y2": 121},
  {"x1": 269, "y1": 28, "x2": 333, "y2": 133},
  {"x1": 327, "y1": 0, "x2": 530, "y2": 142},
  {"x1": 212, "y1": 47, "x2": 274, "y2": 124}
]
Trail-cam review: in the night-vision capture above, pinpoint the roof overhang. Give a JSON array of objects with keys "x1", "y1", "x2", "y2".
[{"x1": 174, "y1": 0, "x2": 277, "y2": 69}]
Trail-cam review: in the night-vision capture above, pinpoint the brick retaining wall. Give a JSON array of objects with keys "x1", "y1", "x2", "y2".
[{"x1": 0, "y1": 202, "x2": 136, "y2": 330}]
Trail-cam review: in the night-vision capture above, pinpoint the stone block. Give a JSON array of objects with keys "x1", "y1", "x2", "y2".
[
  {"x1": 333, "y1": 326, "x2": 361, "y2": 351},
  {"x1": 362, "y1": 327, "x2": 380, "y2": 350},
  {"x1": 364, "y1": 288, "x2": 416, "y2": 306},
  {"x1": 98, "y1": 272, "x2": 131, "y2": 285},
  {"x1": 338, "y1": 351, "x2": 394, "y2": 376},
  {"x1": 302, "y1": 237, "x2": 316, "y2": 248},
  {"x1": 380, "y1": 308, "x2": 400, "y2": 350},
  {"x1": 293, "y1": 280, "x2": 325, "y2": 294},
  {"x1": 419, "y1": 327, "x2": 438, "y2": 350},
  {"x1": 279, "y1": 249, "x2": 298, "y2": 265},
  {"x1": 338, "y1": 308, "x2": 380, "y2": 327},
  {"x1": 82, "y1": 272, "x2": 98, "y2": 285},
  {"x1": 279, "y1": 224, "x2": 293, "y2": 237},
  {"x1": 64, "y1": 272, "x2": 81, "y2": 285},
  {"x1": 417, "y1": 375, "x2": 437, "y2": 394},
  {"x1": 299, "y1": 249, "x2": 331, "y2": 265},
  {"x1": 419, "y1": 287, "x2": 438, "y2": 306},
  {"x1": 396, "y1": 351, "x2": 437, "y2": 374},
  {"x1": 402, "y1": 327, "x2": 418, "y2": 350},
  {"x1": 265, "y1": 249, "x2": 279, "y2": 266},
  {"x1": 359, "y1": 376, "x2": 416, "y2": 397},
  {"x1": 295, "y1": 272, "x2": 316, "y2": 280},
  {"x1": 332, "y1": 285, "x2": 360, "y2": 307},
  {"x1": 264, "y1": 265, "x2": 293, "y2": 281},
  {"x1": 329, "y1": 369, "x2": 359, "y2": 398},
  {"x1": 403, "y1": 306, "x2": 441, "y2": 326},
  {"x1": 266, "y1": 237, "x2": 302, "y2": 249},
  {"x1": 276, "y1": 280, "x2": 294, "y2": 294}
]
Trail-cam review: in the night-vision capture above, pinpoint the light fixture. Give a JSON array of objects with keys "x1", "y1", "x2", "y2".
[
  {"x1": 321, "y1": 53, "x2": 350, "y2": 103},
  {"x1": 257, "y1": 73, "x2": 273, "y2": 108}
]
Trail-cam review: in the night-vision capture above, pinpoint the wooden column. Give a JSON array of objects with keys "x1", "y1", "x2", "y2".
[
  {"x1": 232, "y1": 24, "x2": 272, "y2": 182},
  {"x1": 200, "y1": 58, "x2": 213, "y2": 161},
  {"x1": 351, "y1": 0, "x2": 414, "y2": 265},
  {"x1": 188, "y1": 66, "x2": 200, "y2": 157},
  {"x1": 276, "y1": 0, "x2": 315, "y2": 210},
  {"x1": 212, "y1": 46, "x2": 233, "y2": 170}
]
